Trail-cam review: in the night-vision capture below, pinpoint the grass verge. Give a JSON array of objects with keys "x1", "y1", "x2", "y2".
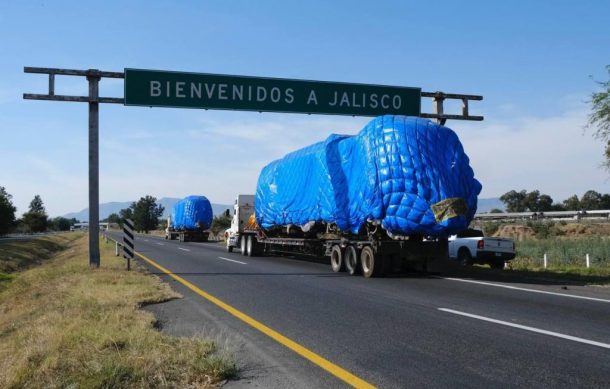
[
  {"x1": 0, "y1": 233, "x2": 81, "y2": 283},
  {"x1": 0, "y1": 233, "x2": 237, "y2": 388},
  {"x1": 506, "y1": 237, "x2": 610, "y2": 284}
]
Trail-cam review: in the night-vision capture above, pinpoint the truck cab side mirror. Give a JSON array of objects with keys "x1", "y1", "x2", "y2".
[{"x1": 224, "y1": 209, "x2": 230, "y2": 218}]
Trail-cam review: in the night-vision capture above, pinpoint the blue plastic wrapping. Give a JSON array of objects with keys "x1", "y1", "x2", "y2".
[
  {"x1": 255, "y1": 115, "x2": 482, "y2": 237},
  {"x1": 171, "y1": 195, "x2": 213, "y2": 230}
]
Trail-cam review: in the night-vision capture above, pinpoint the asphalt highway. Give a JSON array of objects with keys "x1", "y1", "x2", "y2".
[{"x1": 107, "y1": 232, "x2": 610, "y2": 388}]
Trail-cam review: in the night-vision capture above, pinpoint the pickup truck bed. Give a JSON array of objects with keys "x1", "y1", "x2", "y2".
[{"x1": 448, "y1": 229, "x2": 515, "y2": 269}]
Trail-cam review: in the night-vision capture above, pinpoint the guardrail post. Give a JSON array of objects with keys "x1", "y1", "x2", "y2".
[
  {"x1": 543, "y1": 253, "x2": 547, "y2": 269},
  {"x1": 586, "y1": 253, "x2": 590, "y2": 268},
  {"x1": 115, "y1": 241, "x2": 119, "y2": 256}
]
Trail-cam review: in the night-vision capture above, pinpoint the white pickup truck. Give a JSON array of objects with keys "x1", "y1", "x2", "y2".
[{"x1": 448, "y1": 229, "x2": 515, "y2": 269}]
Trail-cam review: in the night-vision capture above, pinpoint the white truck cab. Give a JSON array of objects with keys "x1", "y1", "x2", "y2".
[{"x1": 225, "y1": 194, "x2": 255, "y2": 252}]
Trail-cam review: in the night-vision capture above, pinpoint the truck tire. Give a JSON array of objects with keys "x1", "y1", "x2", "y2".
[
  {"x1": 345, "y1": 245, "x2": 360, "y2": 276},
  {"x1": 458, "y1": 248, "x2": 473, "y2": 266},
  {"x1": 247, "y1": 235, "x2": 255, "y2": 257},
  {"x1": 240, "y1": 236, "x2": 247, "y2": 256},
  {"x1": 330, "y1": 245, "x2": 344, "y2": 272},
  {"x1": 361, "y1": 246, "x2": 383, "y2": 278}
]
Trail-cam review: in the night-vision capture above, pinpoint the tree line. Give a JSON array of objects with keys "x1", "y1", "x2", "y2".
[
  {"x1": 0, "y1": 187, "x2": 78, "y2": 235},
  {"x1": 1, "y1": 188, "x2": 231, "y2": 237},
  {"x1": 497, "y1": 189, "x2": 610, "y2": 213}
]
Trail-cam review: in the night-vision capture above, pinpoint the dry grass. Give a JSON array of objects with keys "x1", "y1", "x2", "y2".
[
  {"x1": 0, "y1": 233, "x2": 81, "y2": 274},
  {"x1": 0, "y1": 234, "x2": 236, "y2": 388}
]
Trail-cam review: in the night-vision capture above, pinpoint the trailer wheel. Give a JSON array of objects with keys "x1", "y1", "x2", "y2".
[
  {"x1": 240, "y1": 236, "x2": 247, "y2": 256},
  {"x1": 247, "y1": 235, "x2": 256, "y2": 257},
  {"x1": 226, "y1": 239, "x2": 233, "y2": 253},
  {"x1": 179, "y1": 233, "x2": 184, "y2": 242},
  {"x1": 330, "y1": 245, "x2": 344, "y2": 272},
  {"x1": 345, "y1": 245, "x2": 360, "y2": 276},
  {"x1": 361, "y1": 246, "x2": 382, "y2": 278},
  {"x1": 458, "y1": 248, "x2": 473, "y2": 266}
]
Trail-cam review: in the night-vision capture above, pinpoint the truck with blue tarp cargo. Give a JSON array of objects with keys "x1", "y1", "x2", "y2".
[
  {"x1": 166, "y1": 195, "x2": 213, "y2": 242},
  {"x1": 225, "y1": 115, "x2": 482, "y2": 277}
]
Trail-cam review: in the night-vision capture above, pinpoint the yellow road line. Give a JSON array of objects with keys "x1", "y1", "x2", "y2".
[{"x1": 133, "y1": 250, "x2": 376, "y2": 388}]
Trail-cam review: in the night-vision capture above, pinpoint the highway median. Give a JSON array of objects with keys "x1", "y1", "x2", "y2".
[{"x1": 0, "y1": 232, "x2": 237, "y2": 388}]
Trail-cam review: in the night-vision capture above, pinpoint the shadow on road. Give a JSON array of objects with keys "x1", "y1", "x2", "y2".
[{"x1": 437, "y1": 263, "x2": 610, "y2": 286}]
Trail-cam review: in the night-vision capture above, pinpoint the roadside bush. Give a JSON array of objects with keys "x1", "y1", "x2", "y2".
[{"x1": 481, "y1": 221, "x2": 500, "y2": 236}]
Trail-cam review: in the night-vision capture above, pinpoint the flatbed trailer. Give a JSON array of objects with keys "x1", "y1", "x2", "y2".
[
  {"x1": 225, "y1": 195, "x2": 448, "y2": 278},
  {"x1": 232, "y1": 229, "x2": 446, "y2": 277},
  {"x1": 166, "y1": 228, "x2": 209, "y2": 242}
]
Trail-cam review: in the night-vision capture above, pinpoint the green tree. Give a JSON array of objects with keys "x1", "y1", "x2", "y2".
[
  {"x1": 0, "y1": 186, "x2": 17, "y2": 235},
  {"x1": 118, "y1": 206, "x2": 134, "y2": 227},
  {"x1": 499, "y1": 190, "x2": 527, "y2": 212},
  {"x1": 102, "y1": 213, "x2": 121, "y2": 224},
  {"x1": 563, "y1": 194, "x2": 580, "y2": 211},
  {"x1": 601, "y1": 194, "x2": 610, "y2": 209},
  {"x1": 587, "y1": 65, "x2": 610, "y2": 170},
  {"x1": 210, "y1": 213, "x2": 232, "y2": 236},
  {"x1": 580, "y1": 190, "x2": 602, "y2": 210},
  {"x1": 550, "y1": 203, "x2": 567, "y2": 211},
  {"x1": 49, "y1": 217, "x2": 72, "y2": 231},
  {"x1": 524, "y1": 190, "x2": 542, "y2": 211},
  {"x1": 131, "y1": 196, "x2": 164, "y2": 233},
  {"x1": 22, "y1": 195, "x2": 48, "y2": 232},
  {"x1": 500, "y1": 189, "x2": 554, "y2": 212},
  {"x1": 537, "y1": 194, "x2": 554, "y2": 212}
]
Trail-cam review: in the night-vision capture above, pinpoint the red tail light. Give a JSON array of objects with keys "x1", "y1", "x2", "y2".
[{"x1": 477, "y1": 240, "x2": 484, "y2": 249}]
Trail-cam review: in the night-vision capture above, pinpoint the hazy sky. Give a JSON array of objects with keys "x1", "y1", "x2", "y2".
[{"x1": 1, "y1": 1, "x2": 609, "y2": 216}]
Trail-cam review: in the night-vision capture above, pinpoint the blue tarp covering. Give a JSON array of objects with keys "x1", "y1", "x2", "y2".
[
  {"x1": 171, "y1": 195, "x2": 213, "y2": 230},
  {"x1": 255, "y1": 115, "x2": 482, "y2": 237}
]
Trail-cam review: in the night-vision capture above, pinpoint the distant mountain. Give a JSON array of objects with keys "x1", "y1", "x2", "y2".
[
  {"x1": 476, "y1": 198, "x2": 504, "y2": 213},
  {"x1": 64, "y1": 197, "x2": 231, "y2": 222}
]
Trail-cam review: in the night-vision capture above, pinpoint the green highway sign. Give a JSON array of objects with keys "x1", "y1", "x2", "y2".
[{"x1": 124, "y1": 68, "x2": 421, "y2": 117}]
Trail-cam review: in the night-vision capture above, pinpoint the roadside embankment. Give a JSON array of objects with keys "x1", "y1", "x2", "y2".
[{"x1": 0, "y1": 233, "x2": 236, "y2": 388}]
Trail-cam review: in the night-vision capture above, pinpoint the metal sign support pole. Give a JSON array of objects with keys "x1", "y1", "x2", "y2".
[{"x1": 87, "y1": 70, "x2": 101, "y2": 267}]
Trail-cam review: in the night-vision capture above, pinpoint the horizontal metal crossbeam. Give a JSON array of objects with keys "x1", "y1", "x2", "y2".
[
  {"x1": 23, "y1": 93, "x2": 124, "y2": 104},
  {"x1": 421, "y1": 91, "x2": 482, "y2": 101},
  {"x1": 421, "y1": 113, "x2": 484, "y2": 121},
  {"x1": 24, "y1": 67, "x2": 124, "y2": 79}
]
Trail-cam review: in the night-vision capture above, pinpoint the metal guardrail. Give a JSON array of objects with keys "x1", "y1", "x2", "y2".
[{"x1": 474, "y1": 210, "x2": 610, "y2": 221}]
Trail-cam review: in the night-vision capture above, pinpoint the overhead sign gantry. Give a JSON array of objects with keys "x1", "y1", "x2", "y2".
[{"x1": 23, "y1": 66, "x2": 483, "y2": 267}]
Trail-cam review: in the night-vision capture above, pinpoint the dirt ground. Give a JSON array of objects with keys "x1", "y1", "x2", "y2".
[{"x1": 493, "y1": 222, "x2": 610, "y2": 240}]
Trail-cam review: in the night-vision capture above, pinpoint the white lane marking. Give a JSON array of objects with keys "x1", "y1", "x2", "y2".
[
  {"x1": 439, "y1": 308, "x2": 610, "y2": 349},
  {"x1": 218, "y1": 256, "x2": 247, "y2": 265},
  {"x1": 442, "y1": 277, "x2": 610, "y2": 303},
  {"x1": 178, "y1": 247, "x2": 190, "y2": 252},
  {"x1": 143, "y1": 239, "x2": 149, "y2": 242},
  {"x1": 156, "y1": 242, "x2": 165, "y2": 246}
]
